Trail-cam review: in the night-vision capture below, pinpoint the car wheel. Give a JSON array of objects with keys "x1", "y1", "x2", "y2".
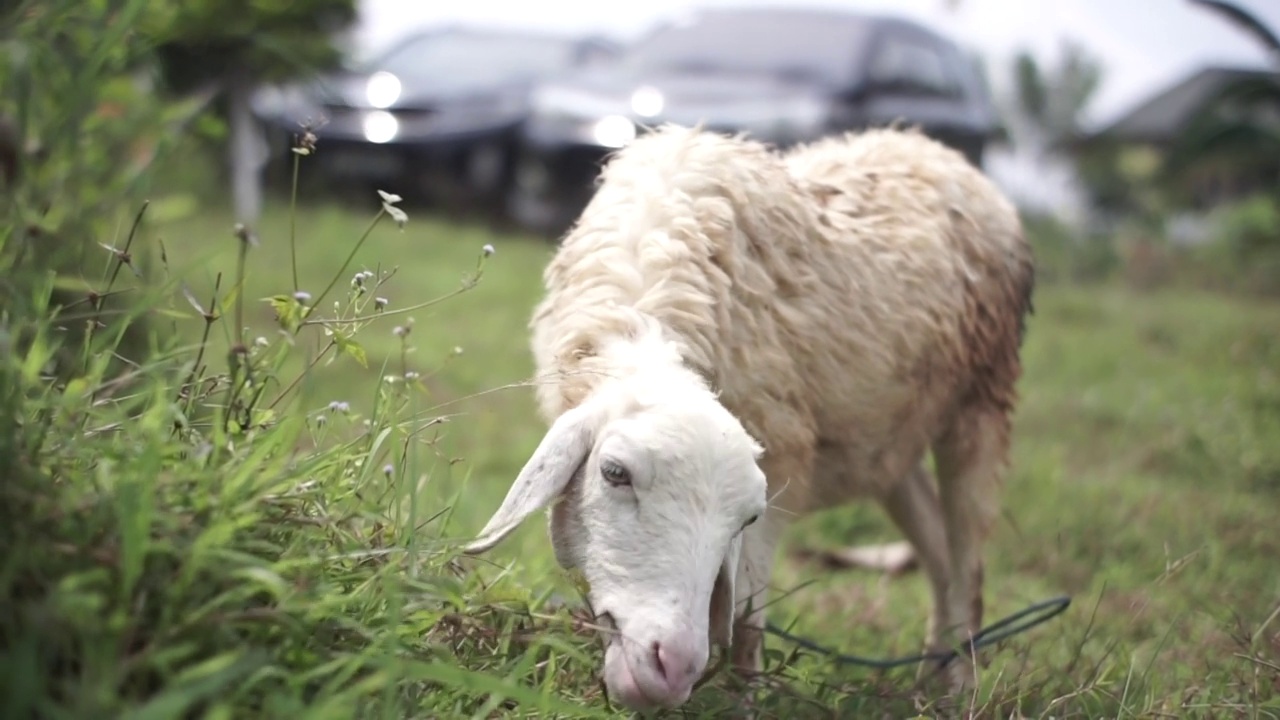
[
  {"x1": 466, "y1": 142, "x2": 507, "y2": 196},
  {"x1": 506, "y1": 153, "x2": 567, "y2": 237}
]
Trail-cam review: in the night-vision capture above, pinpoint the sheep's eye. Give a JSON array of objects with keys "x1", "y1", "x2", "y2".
[
  {"x1": 743, "y1": 514, "x2": 760, "y2": 529},
  {"x1": 600, "y1": 460, "x2": 631, "y2": 486}
]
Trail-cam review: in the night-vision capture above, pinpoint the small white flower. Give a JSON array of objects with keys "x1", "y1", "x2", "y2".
[
  {"x1": 328, "y1": 400, "x2": 350, "y2": 413},
  {"x1": 404, "y1": 371, "x2": 420, "y2": 381},
  {"x1": 385, "y1": 204, "x2": 408, "y2": 229},
  {"x1": 377, "y1": 190, "x2": 402, "y2": 205},
  {"x1": 375, "y1": 297, "x2": 388, "y2": 311},
  {"x1": 383, "y1": 463, "x2": 394, "y2": 477},
  {"x1": 393, "y1": 325, "x2": 409, "y2": 337},
  {"x1": 452, "y1": 346, "x2": 464, "y2": 356},
  {"x1": 254, "y1": 336, "x2": 269, "y2": 347},
  {"x1": 315, "y1": 414, "x2": 328, "y2": 425},
  {"x1": 482, "y1": 243, "x2": 495, "y2": 257},
  {"x1": 293, "y1": 291, "x2": 311, "y2": 303}
]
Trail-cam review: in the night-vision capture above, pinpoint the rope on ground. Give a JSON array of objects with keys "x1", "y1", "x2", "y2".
[{"x1": 763, "y1": 594, "x2": 1072, "y2": 670}]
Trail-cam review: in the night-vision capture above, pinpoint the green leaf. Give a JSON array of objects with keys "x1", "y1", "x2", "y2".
[
  {"x1": 131, "y1": 651, "x2": 266, "y2": 720},
  {"x1": 213, "y1": 284, "x2": 239, "y2": 321},
  {"x1": 50, "y1": 275, "x2": 93, "y2": 293},
  {"x1": 264, "y1": 294, "x2": 301, "y2": 333},
  {"x1": 107, "y1": 454, "x2": 155, "y2": 601},
  {"x1": 397, "y1": 659, "x2": 608, "y2": 718},
  {"x1": 332, "y1": 329, "x2": 368, "y2": 368},
  {"x1": 253, "y1": 407, "x2": 277, "y2": 428},
  {"x1": 231, "y1": 566, "x2": 291, "y2": 600},
  {"x1": 152, "y1": 307, "x2": 196, "y2": 320}
]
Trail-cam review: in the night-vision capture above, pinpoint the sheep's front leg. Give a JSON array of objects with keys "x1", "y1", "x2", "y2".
[
  {"x1": 878, "y1": 464, "x2": 953, "y2": 681},
  {"x1": 730, "y1": 443, "x2": 812, "y2": 676},
  {"x1": 729, "y1": 511, "x2": 784, "y2": 674}
]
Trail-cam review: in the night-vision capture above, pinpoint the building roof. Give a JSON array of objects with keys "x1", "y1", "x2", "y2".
[{"x1": 1089, "y1": 64, "x2": 1279, "y2": 145}]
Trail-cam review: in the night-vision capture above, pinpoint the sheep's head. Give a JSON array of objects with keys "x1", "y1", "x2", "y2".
[{"x1": 462, "y1": 367, "x2": 768, "y2": 711}]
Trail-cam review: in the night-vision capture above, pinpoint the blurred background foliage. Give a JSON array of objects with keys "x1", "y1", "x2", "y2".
[{"x1": 0, "y1": 0, "x2": 357, "y2": 365}]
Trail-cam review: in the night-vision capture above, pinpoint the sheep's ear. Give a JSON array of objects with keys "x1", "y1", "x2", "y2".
[
  {"x1": 461, "y1": 401, "x2": 598, "y2": 555},
  {"x1": 709, "y1": 535, "x2": 742, "y2": 647}
]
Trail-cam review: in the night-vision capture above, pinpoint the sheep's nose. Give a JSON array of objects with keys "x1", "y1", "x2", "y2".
[{"x1": 651, "y1": 637, "x2": 705, "y2": 694}]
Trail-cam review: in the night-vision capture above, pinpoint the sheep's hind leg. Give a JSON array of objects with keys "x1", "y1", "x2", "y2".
[{"x1": 932, "y1": 404, "x2": 1011, "y2": 694}]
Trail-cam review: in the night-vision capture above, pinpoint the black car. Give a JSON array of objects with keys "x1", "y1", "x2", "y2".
[
  {"x1": 506, "y1": 6, "x2": 1003, "y2": 235},
  {"x1": 251, "y1": 26, "x2": 618, "y2": 207}
]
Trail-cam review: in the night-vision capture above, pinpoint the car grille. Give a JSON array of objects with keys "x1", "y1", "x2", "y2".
[{"x1": 320, "y1": 105, "x2": 438, "y2": 124}]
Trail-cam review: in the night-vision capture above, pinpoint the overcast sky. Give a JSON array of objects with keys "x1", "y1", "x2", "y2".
[{"x1": 351, "y1": 0, "x2": 1280, "y2": 130}]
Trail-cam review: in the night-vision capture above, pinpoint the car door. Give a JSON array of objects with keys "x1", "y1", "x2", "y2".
[{"x1": 853, "y1": 28, "x2": 986, "y2": 163}]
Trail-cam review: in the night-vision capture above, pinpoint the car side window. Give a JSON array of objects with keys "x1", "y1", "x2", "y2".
[{"x1": 867, "y1": 36, "x2": 962, "y2": 98}]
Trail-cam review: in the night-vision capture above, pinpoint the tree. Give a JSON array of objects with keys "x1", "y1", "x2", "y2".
[
  {"x1": 1008, "y1": 41, "x2": 1103, "y2": 158},
  {"x1": 1162, "y1": 0, "x2": 1280, "y2": 205},
  {"x1": 140, "y1": 0, "x2": 360, "y2": 223},
  {"x1": 1188, "y1": 0, "x2": 1280, "y2": 60}
]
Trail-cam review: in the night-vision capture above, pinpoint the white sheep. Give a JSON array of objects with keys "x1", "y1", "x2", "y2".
[{"x1": 463, "y1": 122, "x2": 1035, "y2": 712}]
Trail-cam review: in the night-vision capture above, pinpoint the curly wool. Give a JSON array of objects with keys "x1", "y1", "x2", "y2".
[{"x1": 528, "y1": 123, "x2": 1033, "y2": 517}]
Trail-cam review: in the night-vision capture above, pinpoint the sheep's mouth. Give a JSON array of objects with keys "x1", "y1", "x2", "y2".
[{"x1": 594, "y1": 610, "x2": 619, "y2": 645}]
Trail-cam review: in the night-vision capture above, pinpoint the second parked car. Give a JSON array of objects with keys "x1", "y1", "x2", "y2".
[{"x1": 507, "y1": 6, "x2": 1003, "y2": 235}]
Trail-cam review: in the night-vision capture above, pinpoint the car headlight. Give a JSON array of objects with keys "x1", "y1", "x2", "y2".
[
  {"x1": 366, "y1": 71, "x2": 401, "y2": 109},
  {"x1": 362, "y1": 111, "x2": 399, "y2": 143},
  {"x1": 591, "y1": 115, "x2": 636, "y2": 148},
  {"x1": 629, "y1": 86, "x2": 664, "y2": 118}
]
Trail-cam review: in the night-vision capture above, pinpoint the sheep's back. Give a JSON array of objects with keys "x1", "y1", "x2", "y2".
[
  {"x1": 787, "y1": 127, "x2": 1032, "y2": 406},
  {"x1": 700, "y1": 128, "x2": 1033, "y2": 506},
  {"x1": 736, "y1": 128, "x2": 1034, "y2": 501}
]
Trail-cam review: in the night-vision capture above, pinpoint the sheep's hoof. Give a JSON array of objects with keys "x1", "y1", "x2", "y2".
[
  {"x1": 907, "y1": 637, "x2": 977, "y2": 692},
  {"x1": 928, "y1": 646, "x2": 980, "y2": 701},
  {"x1": 907, "y1": 658, "x2": 974, "y2": 717},
  {"x1": 793, "y1": 540, "x2": 919, "y2": 576}
]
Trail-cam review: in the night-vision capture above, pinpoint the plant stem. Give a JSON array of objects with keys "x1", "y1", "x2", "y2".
[
  {"x1": 301, "y1": 272, "x2": 484, "y2": 327},
  {"x1": 305, "y1": 208, "x2": 385, "y2": 325},
  {"x1": 289, "y1": 151, "x2": 300, "y2": 292},
  {"x1": 268, "y1": 339, "x2": 336, "y2": 410}
]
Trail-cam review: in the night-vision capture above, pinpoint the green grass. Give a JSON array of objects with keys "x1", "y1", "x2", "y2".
[
  {"x1": 6, "y1": 181, "x2": 1280, "y2": 718},
  {"x1": 150, "y1": 196, "x2": 562, "y2": 563}
]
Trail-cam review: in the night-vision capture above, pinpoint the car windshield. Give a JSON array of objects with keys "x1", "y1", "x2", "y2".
[
  {"x1": 366, "y1": 31, "x2": 579, "y2": 85},
  {"x1": 619, "y1": 11, "x2": 870, "y2": 85}
]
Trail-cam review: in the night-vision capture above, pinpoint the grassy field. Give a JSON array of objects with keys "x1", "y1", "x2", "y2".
[{"x1": 128, "y1": 190, "x2": 1280, "y2": 717}]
